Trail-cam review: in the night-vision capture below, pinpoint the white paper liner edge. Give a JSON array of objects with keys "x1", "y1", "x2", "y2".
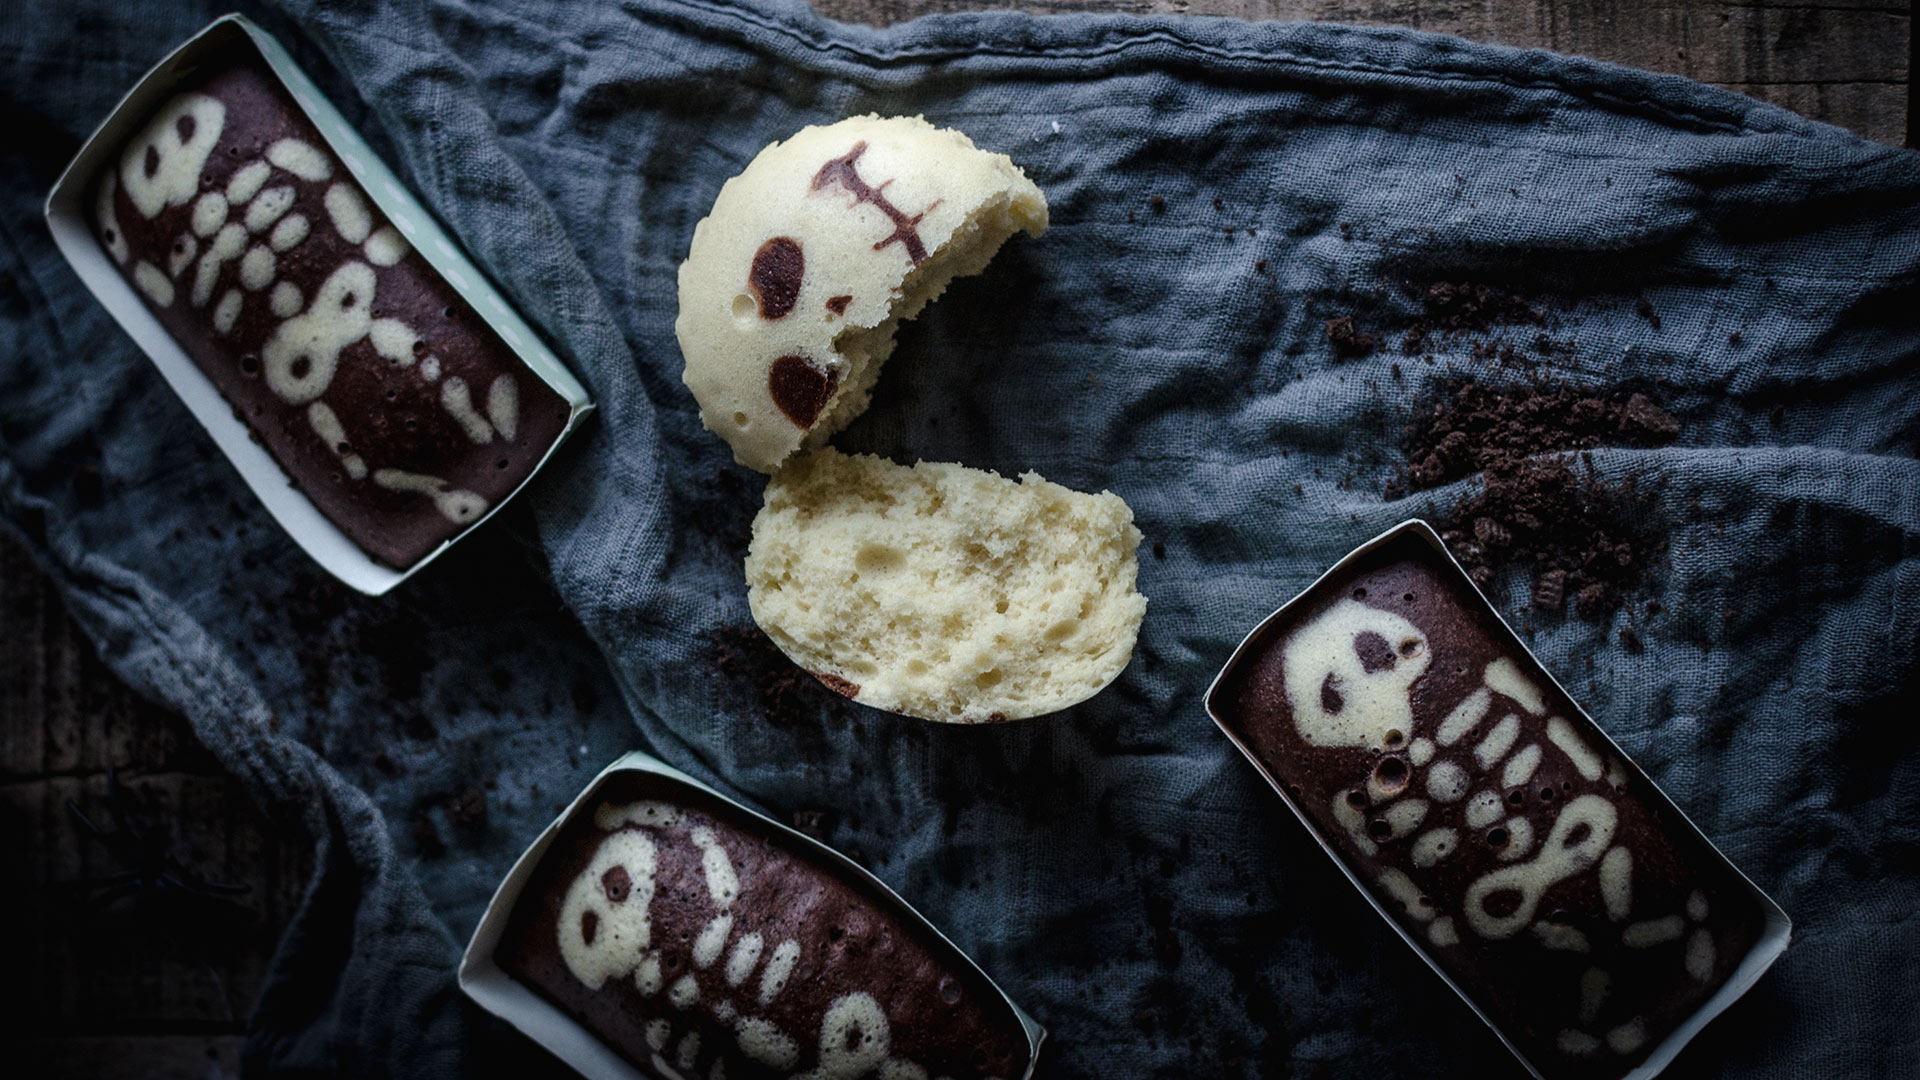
[
  {"x1": 43, "y1": 13, "x2": 594, "y2": 596},
  {"x1": 458, "y1": 750, "x2": 1046, "y2": 1080},
  {"x1": 1202, "y1": 518, "x2": 1792, "y2": 1080}
]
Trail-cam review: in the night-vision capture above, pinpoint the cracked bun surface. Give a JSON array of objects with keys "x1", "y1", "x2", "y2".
[
  {"x1": 745, "y1": 449, "x2": 1146, "y2": 723},
  {"x1": 677, "y1": 115, "x2": 1047, "y2": 474}
]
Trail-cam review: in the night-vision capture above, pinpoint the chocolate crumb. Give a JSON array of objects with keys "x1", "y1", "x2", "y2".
[
  {"x1": 1148, "y1": 195, "x2": 1165, "y2": 213},
  {"x1": 1153, "y1": 541, "x2": 1167, "y2": 560},
  {"x1": 1324, "y1": 315, "x2": 1379, "y2": 357},
  {"x1": 1634, "y1": 297, "x2": 1662, "y2": 330},
  {"x1": 1619, "y1": 625, "x2": 1642, "y2": 652},
  {"x1": 790, "y1": 809, "x2": 837, "y2": 842}
]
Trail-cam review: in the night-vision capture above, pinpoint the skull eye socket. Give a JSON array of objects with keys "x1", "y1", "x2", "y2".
[
  {"x1": 1320, "y1": 672, "x2": 1345, "y2": 714},
  {"x1": 1354, "y1": 631, "x2": 1398, "y2": 673}
]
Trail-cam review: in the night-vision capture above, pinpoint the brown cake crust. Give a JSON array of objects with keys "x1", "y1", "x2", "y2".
[
  {"x1": 495, "y1": 770, "x2": 1032, "y2": 1079},
  {"x1": 91, "y1": 44, "x2": 570, "y2": 568},
  {"x1": 1212, "y1": 533, "x2": 1767, "y2": 1079}
]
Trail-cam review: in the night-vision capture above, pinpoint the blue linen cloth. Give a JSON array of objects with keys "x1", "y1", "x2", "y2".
[{"x1": 3, "y1": 0, "x2": 1917, "y2": 1075}]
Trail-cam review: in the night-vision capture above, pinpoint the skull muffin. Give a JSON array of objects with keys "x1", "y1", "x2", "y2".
[{"x1": 676, "y1": 115, "x2": 1047, "y2": 474}]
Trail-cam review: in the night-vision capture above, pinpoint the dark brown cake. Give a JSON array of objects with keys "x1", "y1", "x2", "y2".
[
  {"x1": 1210, "y1": 532, "x2": 1768, "y2": 1079},
  {"x1": 90, "y1": 44, "x2": 571, "y2": 568},
  {"x1": 495, "y1": 770, "x2": 1033, "y2": 1080}
]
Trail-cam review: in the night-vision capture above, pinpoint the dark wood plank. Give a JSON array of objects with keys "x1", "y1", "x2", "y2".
[
  {"x1": 0, "y1": 528, "x2": 311, "y2": 1053},
  {"x1": 809, "y1": 0, "x2": 1912, "y2": 145}
]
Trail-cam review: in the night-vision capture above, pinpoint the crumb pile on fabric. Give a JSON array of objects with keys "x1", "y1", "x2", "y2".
[{"x1": 1364, "y1": 282, "x2": 1683, "y2": 619}]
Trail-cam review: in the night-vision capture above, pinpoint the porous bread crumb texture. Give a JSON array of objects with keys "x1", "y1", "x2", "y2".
[{"x1": 746, "y1": 450, "x2": 1146, "y2": 723}]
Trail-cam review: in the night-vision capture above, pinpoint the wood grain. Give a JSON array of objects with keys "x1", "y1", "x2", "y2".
[
  {"x1": 809, "y1": 0, "x2": 1912, "y2": 145},
  {"x1": 1, "y1": 528, "x2": 310, "y2": 1067}
]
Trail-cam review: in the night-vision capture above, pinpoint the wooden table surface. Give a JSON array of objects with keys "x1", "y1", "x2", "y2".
[{"x1": 4, "y1": 2, "x2": 1909, "y2": 1076}]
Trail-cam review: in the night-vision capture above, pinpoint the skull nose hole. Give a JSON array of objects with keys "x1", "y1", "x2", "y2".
[{"x1": 1320, "y1": 673, "x2": 1344, "y2": 714}]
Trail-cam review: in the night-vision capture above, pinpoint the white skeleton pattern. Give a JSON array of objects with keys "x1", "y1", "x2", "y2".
[
  {"x1": 1282, "y1": 596, "x2": 1717, "y2": 1060},
  {"x1": 104, "y1": 90, "x2": 517, "y2": 527},
  {"x1": 557, "y1": 800, "x2": 990, "y2": 1080}
]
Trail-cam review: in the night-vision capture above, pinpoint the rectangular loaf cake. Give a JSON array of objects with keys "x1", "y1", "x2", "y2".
[
  {"x1": 1209, "y1": 529, "x2": 1770, "y2": 1079},
  {"x1": 89, "y1": 42, "x2": 570, "y2": 569},
  {"x1": 495, "y1": 769, "x2": 1034, "y2": 1080}
]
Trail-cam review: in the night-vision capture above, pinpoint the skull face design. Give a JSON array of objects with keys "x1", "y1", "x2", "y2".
[
  {"x1": 676, "y1": 114, "x2": 1048, "y2": 474},
  {"x1": 1282, "y1": 598, "x2": 1430, "y2": 750}
]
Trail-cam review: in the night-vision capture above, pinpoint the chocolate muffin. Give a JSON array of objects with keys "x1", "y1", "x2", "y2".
[
  {"x1": 495, "y1": 770, "x2": 1033, "y2": 1079},
  {"x1": 90, "y1": 43, "x2": 571, "y2": 568},
  {"x1": 1210, "y1": 531, "x2": 1770, "y2": 1079}
]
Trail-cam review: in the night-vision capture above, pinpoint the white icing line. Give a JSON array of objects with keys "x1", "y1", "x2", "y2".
[
  {"x1": 1547, "y1": 716, "x2": 1605, "y2": 780},
  {"x1": 191, "y1": 191, "x2": 228, "y2": 239},
  {"x1": 1622, "y1": 916, "x2": 1684, "y2": 947},
  {"x1": 1501, "y1": 744, "x2": 1543, "y2": 789},
  {"x1": 1473, "y1": 714, "x2": 1521, "y2": 768},
  {"x1": 725, "y1": 932, "x2": 763, "y2": 987},
  {"x1": 1427, "y1": 915, "x2": 1459, "y2": 947},
  {"x1": 1599, "y1": 846, "x2": 1633, "y2": 922},
  {"x1": 1383, "y1": 798, "x2": 1429, "y2": 839},
  {"x1": 368, "y1": 318, "x2": 420, "y2": 366},
  {"x1": 192, "y1": 222, "x2": 247, "y2": 307},
  {"x1": 668, "y1": 972, "x2": 699, "y2": 1008},
  {"x1": 691, "y1": 825, "x2": 740, "y2": 904},
  {"x1": 132, "y1": 261, "x2": 174, "y2": 306},
  {"x1": 736, "y1": 1017, "x2": 798, "y2": 1069},
  {"x1": 306, "y1": 401, "x2": 367, "y2": 480},
  {"x1": 1606, "y1": 1018, "x2": 1647, "y2": 1055},
  {"x1": 419, "y1": 355, "x2": 442, "y2": 381},
  {"x1": 266, "y1": 137, "x2": 333, "y2": 182},
  {"x1": 120, "y1": 92, "x2": 225, "y2": 219},
  {"x1": 1408, "y1": 737, "x2": 1435, "y2": 766},
  {"x1": 264, "y1": 262, "x2": 372, "y2": 405},
  {"x1": 1686, "y1": 928, "x2": 1715, "y2": 981},
  {"x1": 372, "y1": 468, "x2": 487, "y2": 523},
  {"x1": 226, "y1": 160, "x2": 270, "y2": 204},
  {"x1": 1377, "y1": 867, "x2": 1432, "y2": 921},
  {"x1": 1425, "y1": 759, "x2": 1469, "y2": 802},
  {"x1": 1465, "y1": 789, "x2": 1504, "y2": 829},
  {"x1": 271, "y1": 281, "x2": 303, "y2": 319},
  {"x1": 1331, "y1": 790, "x2": 1378, "y2": 856},
  {"x1": 270, "y1": 212, "x2": 310, "y2": 253},
  {"x1": 635, "y1": 953, "x2": 663, "y2": 995},
  {"x1": 814, "y1": 993, "x2": 892, "y2": 1078},
  {"x1": 165, "y1": 234, "x2": 198, "y2": 278},
  {"x1": 1463, "y1": 794, "x2": 1617, "y2": 940},
  {"x1": 365, "y1": 225, "x2": 409, "y2": 266},
  {"x1": 1410, "y1": 827, "x2": 1458, "y2": 868},
  {"x1": 239, "y1": 245, "x2": 275, "y2": 292},
  {"x1": 757, "y1": 939, "x2": 799, "y2": 1005},
  {"x1": 676, "y1": 1030, "x2": 701, "y2": 1073},
  {"x1": 1484, "y1": 656, "x2": 1546, "y2": 715},
  {"x1": 1557, "y1": 1030, "x2": 1600, "y2": 1055},
  {"x1": 440, "y1": 377, "x2": 496, "y2": 444},
  {"x1": 487, "y1": 374, "x2": 519, "y2": 441},
  {"x1": 1436, "y1": 686, "x2": 1491, "y2": 747},
  {"x1": 1579, "y1": 967, "x2": 1610, "y2": 1024},
  {"x1": 325, "y1": 182, "x2": 372, "y2": 244},
  {"x1": 1281, "y1": 598, "x2": 1429, "y2": 749},
  {"x1": 692, "y1": 911, "x2": 733, "y2": 969},
  {"x1": 245, "y1": 185, "x2": 295, "y2": 234},
  {"x1": 1497, "y1": 816, "x2": 1535, "y2": 861},
  {"x1": 96, "y1": 171, "x2": 129, "y2": 264},
  {"x1": 212, "y1": 288, "x2": 241, "y2": 334},
  {"x1": 1687, "y1": 889, "x2": 1709, "y2": 922},
  {"x1": 1531, "y1": 922, "x2": 1591, "y2": 953},
  {"x1": 647, "y1": 1018, "x2": 672, "y2": 1051}
]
